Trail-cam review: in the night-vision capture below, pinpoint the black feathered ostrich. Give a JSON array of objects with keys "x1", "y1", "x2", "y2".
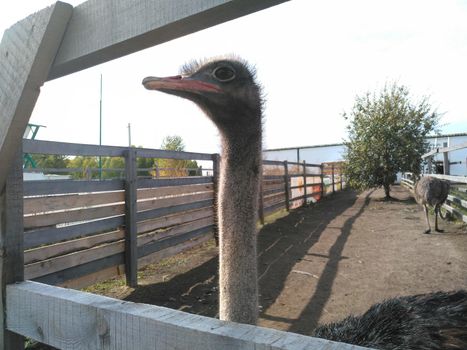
[{"x1": 142, "y1": 56, "x2": 467, "y2": 347}]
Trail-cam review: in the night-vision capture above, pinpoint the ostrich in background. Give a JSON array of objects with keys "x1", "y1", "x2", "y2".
[
  {"x1": 142, "y1": 56, "x2": 467, "y2": 346},
  {"x1": 414, "y1": 176, "x2": 450, "y2": 234}
]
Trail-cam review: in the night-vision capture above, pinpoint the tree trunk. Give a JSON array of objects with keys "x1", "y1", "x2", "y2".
[{"x1": 384, "y1": 183, "x2": 391, "y2": 199}]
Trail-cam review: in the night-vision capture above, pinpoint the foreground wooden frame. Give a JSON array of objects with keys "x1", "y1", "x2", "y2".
[
  {"x1": 7, "y1": 281, "x2": 366, "y2": 350},
  {"x1": 0, "y1": 1, "x2": 369, "y2": 349}
]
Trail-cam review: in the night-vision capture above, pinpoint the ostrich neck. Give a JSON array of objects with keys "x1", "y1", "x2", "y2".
[{"x1": 218, "y1": 126, "x2": 262, "y2": 325}]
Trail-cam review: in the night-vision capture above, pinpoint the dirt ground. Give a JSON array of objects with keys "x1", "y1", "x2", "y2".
[{"x1": 83, "y1": 185, "x2": 467, "y2": 337}]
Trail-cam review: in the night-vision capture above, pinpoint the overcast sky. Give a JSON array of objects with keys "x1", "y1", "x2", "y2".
[{"x1": 1, "y1": 0, "x2": 467, "y2": 154}]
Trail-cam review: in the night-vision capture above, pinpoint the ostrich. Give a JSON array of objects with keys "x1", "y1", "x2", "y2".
[
  {"x1": 143, "y1": 56, "x2": 262, "y2": 324},
  {"x1": 142, "y1": 57, "x2": 467, "y2": 347},
  {"x1": 312, "y1": 290, "x2": 467, "y2": 349},
  {"x1": 414, "y1": 176, "x2": 450, "y2": 234}
]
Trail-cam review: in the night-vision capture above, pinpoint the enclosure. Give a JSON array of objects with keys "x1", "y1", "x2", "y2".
[{"x1": 1, "y1": 1, "x2": 465, "y2": 349}]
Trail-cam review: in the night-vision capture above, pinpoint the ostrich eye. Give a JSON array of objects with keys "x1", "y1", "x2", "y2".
[{"x1": 212, "y1": 66, "x2": 236, "y2": 82}]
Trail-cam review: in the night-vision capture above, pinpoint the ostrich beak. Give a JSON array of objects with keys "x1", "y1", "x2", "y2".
[{"x1": 142, "y1": 75, "x2": 222, "y2": 94}]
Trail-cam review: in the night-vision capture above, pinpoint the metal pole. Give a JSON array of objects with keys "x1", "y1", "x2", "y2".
[
  {"x1": 128, "y1": 123, "x2": 132, "y2": 147},
  {"x1": 99, "y1": 74, "x2": 103, "y2": 180}
]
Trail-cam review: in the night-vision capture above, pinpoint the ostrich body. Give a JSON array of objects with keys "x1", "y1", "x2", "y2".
[
  {"x1": 143, "y1": 57, "x2": 262, "y2": 324},
  {"x1": 414, "y1": 176, "x2": 450, "y2": 234},
  {"x1": 312, "y1": 290, "x2": 467, "y2": 349}
]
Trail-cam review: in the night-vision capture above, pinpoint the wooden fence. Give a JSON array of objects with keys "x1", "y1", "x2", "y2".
[
  {"x1": 1, "y1": 2, "x2": 358, "y2": 349},
  {"x1": 20, "y1": 140, "x2": 346, "y2": 290}
]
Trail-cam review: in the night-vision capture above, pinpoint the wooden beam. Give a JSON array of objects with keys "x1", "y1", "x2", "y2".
[
  {"x1": 47, "y1": 0, "x2": 289, "y2": 80},
  {"x1": 0, "y1": 150, "x2": 24, "y2": 349},
  {"x1": 422, "y1": 141, "x2": 467, "y2": 158},
  {"x1": 124, "y1": 149, "x2": 138, "y2": 287},
  {"x1": 423, "y1": 174, "x2": 467, "y2": 184},
  {"x1": 0, "y1": 2, "x2": 72, "y2": 190},
  {"x1": 7, "y1": 281, "x2": 369, "y2": 350}
]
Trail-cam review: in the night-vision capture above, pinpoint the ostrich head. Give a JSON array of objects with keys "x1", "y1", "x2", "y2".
[{"x1": 142, "y1": 57, "x2": 262, "y2": 137}]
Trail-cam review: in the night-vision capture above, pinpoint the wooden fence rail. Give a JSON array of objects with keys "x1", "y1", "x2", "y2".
[
  {"x1": 6, "y1": 281, "x2": 366, "y2": 350},
  {"x1": 19, "y1": 140, "x2": 346, "y2": 290}
]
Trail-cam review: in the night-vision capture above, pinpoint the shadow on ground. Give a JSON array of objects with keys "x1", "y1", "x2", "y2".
[{"x1": 124, "y1": 189, "x2": 368, "y2": 332}]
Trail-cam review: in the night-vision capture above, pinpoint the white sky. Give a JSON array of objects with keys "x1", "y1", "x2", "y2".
[{"x1": 1, "y1": 0, "x2": 467, "y2": 154}]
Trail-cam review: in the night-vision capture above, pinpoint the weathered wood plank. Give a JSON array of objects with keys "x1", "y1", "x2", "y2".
[
  {"x1": 24, "y1": 216, "x2": 124, "y2": 249},
  {"x1": 423, "y1": 174, "x2": 467, "y2": 184},
  {"x1": 137, "y1": 199, "x2": 213, "y2": 222},
  {"x1": 7, "y1": 281, "x2": 367, "y2": 350},
  {"x1": 422, "y1": 141, "x2": 467, "y2": 158},
  {"x1": 24, "y1": 190, "x2": 124, "y2": 215},
  {"x1": 264, "y1": 193, "x2": 286, "y2": 207},
  {"x1": 138, "y1": 232, "x2": 214, "y2": 270},
  {"x1": 24, "y1": 203, "x2": 125, "y2": 229},
  {"x1": 124, "y1": 148, "x2": 138, "y2": 287},
  {"x1": 137, "y1": 183, "x2": 213, "y2": 200},
  {"x1": 263, "y1": 186, "x2": 285, "y2": 197},
  {"x1": 137, "y1": 176, "x2": 212, "y2": 189},
  {"x1": 34, "y1": 228, "x2": 212, "y2": 285},
  {"x1": 0, "y1": 2, "x2": 72, "y2": 190},
  {"x1": 138, "y1": 216, "x2": 213, "y2": 247},
  {"x1": 1, "y1": 150, "x2": 25, "y2": 348},
  {"x1": 264, "y1": 201, "x2": 286, "y2": 215},
  {"x1": 62, "y1": 233, "x2": 213, "y2": 289},
  {"x1": 25, "y1": 229, "x2": 125, "y2": 264},
  {"x1": 25, "y1": 205, "x2": 214, "y2": 252},
  {"x1": 447, "y1": 194, "x2": 467, "y2": 210},
  {"x1": 26, "y1": 217, "x2": 214, "y2": 282},
  {"x1": 442, "y1": 203, "x2": 467, "y2": 223},
  {"x1": 137, "y1": 207, "x2": 213, "y2": 234},
  {"x1": 138, "y1": 191, "x2": 213, "y2": 212},
  {"x1": 47, "y1": 0, "x2": 289, "y2": 80},
  {"x1": 32, "y1": 252, "x2": 124, "y2": 286},
  {"x1": 138, "y1": 225, "x2": 213, "y2": 258},
  {"x1": 22, "y1": 139, "x2": 213, "y2": 160},
  {"x1": 23, "y1": 179, "x2": 124, "y2": 196},
  {"x1": 25, "y1": 239, "x2": 125, "y2": 280}
]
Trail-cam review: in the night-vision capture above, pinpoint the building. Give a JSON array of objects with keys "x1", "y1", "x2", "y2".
[{"x1": 263, "y1": 132, "x2": 467, "y2": 176}]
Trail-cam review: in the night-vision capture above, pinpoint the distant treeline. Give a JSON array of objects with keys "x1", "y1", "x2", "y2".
[{"x1": 25, "y1": 153, "x2": 200, "y2": 179}]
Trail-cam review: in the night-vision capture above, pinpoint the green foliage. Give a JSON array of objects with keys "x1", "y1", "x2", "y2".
[
  {"x1": 343, "y1": 83, "x2": 439, "y2": 198},
  {"x1": 161, "y1": 135, "x2": 185, "y2": 151},
  {"x1": 29, "y1": 154, "x2": 69, "y2": 172},
  {"x1": 68, "y1": 156, "x2": 99, "y2": 179},
  {"x1": 157, "y1": 135, "x2": 199, "y2": 177}
]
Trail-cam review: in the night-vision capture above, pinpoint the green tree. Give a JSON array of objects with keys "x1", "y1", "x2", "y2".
[
  {"x1": 30, "y1": 154, "x2": 69, "y2": 172},
  {"x1": 343, "y1": 83, "x2": 439, "y2": 199},
  {"x1": 157, "y1": 135, "x2": 199, "y2": 177},
  {"x1": 68, "y1": 156, "x2": 99, "y2": 179}
]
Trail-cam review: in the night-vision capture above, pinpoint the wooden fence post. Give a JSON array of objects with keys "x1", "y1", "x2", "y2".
[
  {"x1": 302, "y1": 161, "x2": 307, "y2": 205},
  {"x1": 443, "y1": 153, "x2": 450, "y2": 175},
  {"x1": 0, "y1": 148, "x2": 25, "y2": 349},
  {"x1": 212, "y1": 154, "x2": 220, "y2": 246},
  {"x1": 284, "y1": 161, "x2": 290, "y2": 211},
  {"x1": 320, "y1": 164, "x2": 324, "y2": 199},
  {"x1": 332, "y1": 164, "x2": 335, "y2": 194},
  {"x1": 258, "y1": 177, "x2": 265, "y2": 225},
  {"x1": 340, "y1": 166, "x2": 343, "y2": 190},
  {"x1": 124, "y1": 149, "x2": 138, "y2": 287}
]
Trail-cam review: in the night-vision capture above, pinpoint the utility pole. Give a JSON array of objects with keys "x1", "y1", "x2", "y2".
[
  {"x1": 128, "y1": 123, "x2": 132, "y2": 147},
  {"x1": 99, "y1": 74, "x2": 103, "y2": 180}
]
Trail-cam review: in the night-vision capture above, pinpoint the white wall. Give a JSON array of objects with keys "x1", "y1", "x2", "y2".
[{"x1": 263, "y1": 133, "x2": 467, "y2": 176}]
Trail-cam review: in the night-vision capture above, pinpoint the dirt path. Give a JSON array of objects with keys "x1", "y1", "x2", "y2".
[{"x1": 88, "y1": 185, "x2": 467, "y2": 336}]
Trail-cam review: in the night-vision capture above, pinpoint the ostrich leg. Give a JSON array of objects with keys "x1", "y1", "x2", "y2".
[{"x1": 423, "y1": 204, "x2": 431, "y2": 234}]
